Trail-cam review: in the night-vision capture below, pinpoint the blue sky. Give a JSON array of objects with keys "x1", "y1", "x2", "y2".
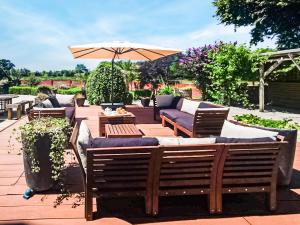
[{"x1": 0, "y1": 0, "x2": 276, "y2": 71}]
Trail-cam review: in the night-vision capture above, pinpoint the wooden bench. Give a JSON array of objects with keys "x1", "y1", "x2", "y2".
[
  {"x1": 70, "y1": 122, "x2": 285, "y2": 220},
  {"x1": 6, "y1": 100, "x2": 33, "y2": 120}
]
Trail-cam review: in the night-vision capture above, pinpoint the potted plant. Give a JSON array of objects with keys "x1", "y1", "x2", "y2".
[
  {"x1": 140, "y1": 96, "x2": 150, "y2": 107},
  {"x1": 20, "y1": 117, "x2": 72, "y2": 191}
]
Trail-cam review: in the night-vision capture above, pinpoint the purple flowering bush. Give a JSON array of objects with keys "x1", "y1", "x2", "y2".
[{"x1": 178, "y1": 42, "x2": 260, "y2": 106}]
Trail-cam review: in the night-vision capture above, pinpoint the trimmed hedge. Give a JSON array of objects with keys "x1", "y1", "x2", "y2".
[
  {"x1": 9, "y1": 86, "x2": 83, "y2": 96},
  {"x1": 57, "y1": 87, "x2": 82, "y2": 95},
  {"x1": 9, "y1": 86, "x2": 38, "y2": 95}
]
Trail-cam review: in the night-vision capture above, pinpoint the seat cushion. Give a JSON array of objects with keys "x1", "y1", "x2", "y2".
[
  {"x1": 157, "y1": 137, "x2": 216, "y2": 145},
  {"x1": 160, "y1": 109, "x2": 190, "y2": 121},
  {"x1": 65, "y1": 107, "x2": 75, "y2": 120},
  {"x1": 91, "y1": 137, "x2": 159, "y2": 148},
  {"x1": 175, "y1": 113, "x2": 194, "y2": 131}
]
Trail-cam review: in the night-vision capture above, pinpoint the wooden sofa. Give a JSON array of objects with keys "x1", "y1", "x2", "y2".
[
  {"x1": 154, "y1": 97, "x2": 229, "y2": 137},
  {"x1": 70, "y1": 122, "x2": 285, "y2": 220}
]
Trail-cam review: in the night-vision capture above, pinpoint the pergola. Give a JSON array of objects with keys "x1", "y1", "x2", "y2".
[{"x1": 259, "y1": 48, "x2": 300, "y2": 112}]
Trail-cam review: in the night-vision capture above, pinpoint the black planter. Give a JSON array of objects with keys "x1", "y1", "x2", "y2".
[
  {"x1": 141, "y1": 98, "x2": 150, "y2": 107},
  {"x1": 23, "y1": 134, "x2": 55, "y2": 191},
  {"x1": 76, "y1": 97, "x2": 85, "y2": 107}
]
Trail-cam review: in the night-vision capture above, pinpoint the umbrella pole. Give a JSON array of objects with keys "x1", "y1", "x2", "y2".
[{"x1": 111, "y1": 56, "x2": 116, "y2": 105}]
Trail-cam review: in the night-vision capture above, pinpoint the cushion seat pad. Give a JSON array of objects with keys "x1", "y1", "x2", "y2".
[
  {"x1": 160, "y1": 109, "x2": 191, "y2": 121},
  {"x1": 65, "y1": 107, "x2": 75, "y2": 120},
  {"x1": 175, "y1": 114, "x2": 194, "y2": 132}
]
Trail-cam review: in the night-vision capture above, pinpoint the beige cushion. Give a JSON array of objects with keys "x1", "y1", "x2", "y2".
[
  {"x1": 180, "y1": 99, "x2": 200, "y2": 115},
  {"x1": 42, "y1": 99, "x2": 53, "y2": 108},
  {"x1": 221, "y1": 120, "x2": 278, "y2": 140},
  {"x1": 76, "y1": 121, "x2": 92, "y2": 172},
  {"x1": 56, "y1": 94, "x2": 75, "y2": 107},
  {"x1": 157, "y1": 137, "x2": 216, "y2": 146}
]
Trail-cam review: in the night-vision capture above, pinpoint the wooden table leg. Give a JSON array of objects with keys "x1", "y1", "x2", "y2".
[
  {"x1": 7, "y1": 108, "x2": 13, "y2": 120},
  {"x1": 17, "y1": 105, "x2": 22, "y2": 119}
]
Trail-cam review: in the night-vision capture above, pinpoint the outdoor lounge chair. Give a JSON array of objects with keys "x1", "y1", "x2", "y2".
[{"x1": 70, "y1": 122, "x2": 158, "y2": 220}]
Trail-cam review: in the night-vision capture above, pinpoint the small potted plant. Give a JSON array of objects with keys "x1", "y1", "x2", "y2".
[{"x1": 19, "y1": 117, "x2": 72, "y2": 191}]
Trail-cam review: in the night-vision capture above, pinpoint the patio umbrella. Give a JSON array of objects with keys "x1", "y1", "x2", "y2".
[{"x1": 68, "y1": 41, "x2": 181, "y2": 105}]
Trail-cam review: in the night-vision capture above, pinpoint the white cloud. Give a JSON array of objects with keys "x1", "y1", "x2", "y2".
[{"x1": 0, "y1": 3, "x2": 277, "y2": 71}]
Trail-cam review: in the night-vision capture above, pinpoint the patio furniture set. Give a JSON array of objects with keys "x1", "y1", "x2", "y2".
[
  {"x1": 14, "y1": 92, "x2": 295, "y2": 221},
  {"x1": 0, "y1": 94, "x2": 33, "y2": 120},
  {"x1": 66, "y1": 95, "x2": 293, "y2": 221}
]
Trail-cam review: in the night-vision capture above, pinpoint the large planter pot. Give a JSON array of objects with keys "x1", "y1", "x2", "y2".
[
  {"x1": 140, "y1": 98, "x2": 150, "y2": 107},
  {"x1": 23, "y1": 134, "x2": 55, "y2": 191},
  {"x1": 232, "y1": 120, "x2": 297, "y2": 186},
  {"x1": 76, "y1": 97, "x2": 85, "y2": 107}
]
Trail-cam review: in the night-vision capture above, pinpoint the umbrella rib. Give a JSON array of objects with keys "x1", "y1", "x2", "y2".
[
  {"x1": 72, "y1": 48, "x2": 94, "y2": 54},
  {"x1": 74, "y1": 47, "x2": 114, "y2": 58},
  {"x1": 133, "y1": 50, "x2": 152, "y2": 60},
  {"x1": 121, "y1": 48, "x2": 152, "y2": 60},
  {"x1": 140, "y1": 48, "x2": 167, "y2": 57}
]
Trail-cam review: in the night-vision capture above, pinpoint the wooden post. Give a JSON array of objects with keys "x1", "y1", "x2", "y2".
[{"x1": 259, "y1": 63, "x2": 265, "y2": 112}]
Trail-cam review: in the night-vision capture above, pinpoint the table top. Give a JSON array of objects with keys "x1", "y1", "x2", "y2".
[
  {"x1": 105, "y1": 124, "x2": 143, "y2": 138},
  {"x1": 0, "y1": 94, "x2": 19, "y2": 100},
  {"x1": 99, "y1": 111, "x2": 135, "y2": 118}
]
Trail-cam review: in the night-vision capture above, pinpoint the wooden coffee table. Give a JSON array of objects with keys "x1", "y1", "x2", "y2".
[
  {"x1": 105, "y1": 124, "x2": 143, "y2": 138},
  {"x1": 99, "y1": 111, "x2": 136, "y2": 136}
]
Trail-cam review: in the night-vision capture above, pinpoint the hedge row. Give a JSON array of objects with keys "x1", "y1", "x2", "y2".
[
  {"x1": 9, "y1": 86, "x2": 82, "y2": 95},
  {"x1": 131, "y1": 89, "x2": 152, "y2": 100}
]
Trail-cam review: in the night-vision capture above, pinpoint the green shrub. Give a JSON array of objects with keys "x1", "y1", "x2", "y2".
[
  {"x1": 132, "y1": 89, "x2": 152, "y2": 100},
  {"x1": 9, "y1": 86, "x2": 38, "y2": 95},
  {"x1": 158, "y1": 85, "x2": 174, "y2": 95},
  {"x1": 57, "y1": 87, "x2": 82, "y2": 95},
  {"x1": 123, "y1": 92, "x2": 133, "y2": 105},
  {"x1": 234, "y1": 114, "x2": 300, "y2": 130},
  {"x1": 86, "y1": 62, "x2": 129, "y2": 105}
]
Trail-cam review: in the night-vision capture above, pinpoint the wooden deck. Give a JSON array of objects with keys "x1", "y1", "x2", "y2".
[{"x1": 1, "y1": 105, "x2": 300, "y2": 225}]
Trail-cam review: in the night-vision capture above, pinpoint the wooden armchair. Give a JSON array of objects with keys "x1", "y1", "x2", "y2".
[
  {"x1": 152, "y1": 144, "x2": 224, "y2": 215},
  {"x1": 70, "y1": 123, "x2": 158, "y2": 220},
  {"x1": 215, "y1": 142, "x2": 284, "y2": 213}
]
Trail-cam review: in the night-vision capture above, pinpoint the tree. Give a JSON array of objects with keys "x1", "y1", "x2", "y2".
[
  {"x1": 213, "y1": 0, "x2": 300, "y2": 49},
  {"x1": 117, "y1": 61, "x2": 140, "y2": 91},
  {"x1": 0, "y1": 59, "x2": 15, "y2": 81},
  {"x1": 75, "y1": 64, "x2": 88, "y2": 74}
]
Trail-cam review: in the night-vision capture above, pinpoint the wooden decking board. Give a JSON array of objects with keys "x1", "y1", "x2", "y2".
[{"x1": 0, "y1": 105, "x2": 299, "y2": 225}]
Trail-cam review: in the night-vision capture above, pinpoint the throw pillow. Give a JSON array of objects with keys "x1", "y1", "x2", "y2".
[
  {"x1": 56, "y1": 94, "x2": 75, "y2": 107},
  {"x1": 180, "y1": 99, "x2": 200, "y2": 115},
  {"x1": 156, "y1": 95, "x2": 174, "y2": 108},
  {"x1": 41, "y1": 99, "x2": 54, "y2": 108},
  {"x1": 221, "y1": 120, "x2": 278, "y2": 140},
  {"x1": 215, "y1": 136, "x2": 275, "y2": 143},
  {"x1": 76, "y1": 121, "x2": 92, "y2": 171},
  {"x1": 48, "y1": 95, "x2": 61, "y2": 108}
]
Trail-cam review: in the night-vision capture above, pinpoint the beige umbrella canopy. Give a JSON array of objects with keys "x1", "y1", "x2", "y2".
[
  {"x1": 68, "y1": 41, "x2": 181, "y2": 105},
  {"x1": 69, "y1": 41, "x2": 181, "y2": 60}
]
